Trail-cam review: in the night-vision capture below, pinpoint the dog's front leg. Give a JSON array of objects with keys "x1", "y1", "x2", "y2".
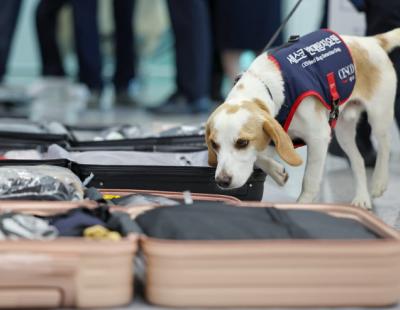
[
  {"x1": 256, "y1": 156, "x2": 289, "y2": 186},
  {"x1": 297, "y1": 137, "x2": 330, "y2": 203}
]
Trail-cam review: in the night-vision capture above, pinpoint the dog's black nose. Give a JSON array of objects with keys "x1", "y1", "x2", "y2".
[{"x1": 216, "y1": 174, "x2": 232, "y2": 188}]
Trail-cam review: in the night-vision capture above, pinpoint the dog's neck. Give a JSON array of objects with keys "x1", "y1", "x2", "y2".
[{"x1": 225, "y1": 53, "x2": 285, "y2": 116}]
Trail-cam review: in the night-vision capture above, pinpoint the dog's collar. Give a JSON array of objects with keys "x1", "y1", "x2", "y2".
[{"x1": 235, "y1": 70, "x2": 273, "y2": 101}]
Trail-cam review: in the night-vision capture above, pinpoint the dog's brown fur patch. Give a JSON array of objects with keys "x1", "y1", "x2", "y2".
[
  {"x1": 349, "y1": 41, "x2": 381, "y2": 100},
  {"x1": 225, "y1": 105, "x2": 240, "y2": 114},
  {"x1": 375, "y1": 34, "x2": 389, "y2": 51},
  {"x1": 205, "y1": 121, "x2": 217, "y2": 166},
  {"x1": 252, "y1": 98, "x2": 270, "y2": 114},
  {"x1": 229, "y1": 100, "x2": 268, "y2": 151},
  {"x1": 239, "y1": 115, "x2": 268, "y2": 151}
]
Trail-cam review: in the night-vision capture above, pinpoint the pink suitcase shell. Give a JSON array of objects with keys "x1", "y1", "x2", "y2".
[
  {"x1": 0, "y1": 190, "x2": 240, "y2": 308},
  {"x1": 141, "y1": 203, "x2": 400, "y2": 308},
  {"x1": 0, "y1": 201, "x2": 137, "y2": 309}
]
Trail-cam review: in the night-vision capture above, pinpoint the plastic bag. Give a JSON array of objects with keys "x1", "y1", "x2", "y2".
[{"x1": 0, "y1": 166, "x2": 84, "y2": 201}]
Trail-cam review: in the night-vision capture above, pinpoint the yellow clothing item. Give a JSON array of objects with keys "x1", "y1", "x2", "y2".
[{"x1": 84, "y1": 225, "x2": 121, "y2": 241}]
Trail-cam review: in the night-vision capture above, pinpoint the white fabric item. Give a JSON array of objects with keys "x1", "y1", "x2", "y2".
[
  {"x1": 4, "y1": 150, "x2": 43, "y2": 160},
  {"x1": 2, "y1": 215, "x2": 58, "y2": 240},
  {"x1": 46, "y1": 144, "x2": 209, "y2": 167}
]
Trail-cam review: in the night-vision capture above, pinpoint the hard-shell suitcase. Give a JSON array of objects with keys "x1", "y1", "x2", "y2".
[
  {"x1": 0, "y1": 190, "x2": 240, "y2": 308},
  {"x1": 0, "y1": 159, "x2": 266, "y2": 201},
  {"x1": 140, "y1": 203, "x2": 400, "y2": 308},
  {"x1": 0, "y1": 200, "x2": 137, "y2": 309}
]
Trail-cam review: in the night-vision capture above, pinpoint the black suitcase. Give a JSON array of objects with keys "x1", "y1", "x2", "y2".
[
  {"x1": 0, "y1": 118, "x2": 69, "y2": 151},
  {"x1": 0, "y1": 159, "x2": 266, "y2": 201},
  {"x1": 66, "y1": 124, "x2": 206, "y2": 152},
  {"x1": 0, "y1": 120, "x2": 206, "y2": 153}
]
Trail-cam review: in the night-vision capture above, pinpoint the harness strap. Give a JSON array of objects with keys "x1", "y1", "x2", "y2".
[{"x1": 326, "y1": 72, "x2": 340, "y2": 128}]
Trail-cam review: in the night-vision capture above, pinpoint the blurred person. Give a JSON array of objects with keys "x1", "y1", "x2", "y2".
[
  {"x1": 36, "y1": 0, "x2": 137, "y2": 108},
  {"x1": 36, "y1": 0, "x2": 103, "y2": 106},
  {"x1": 112, "y1": 0, "x2": 136, "y2": 106},
  {"x1": 153, "y1": 0, "x2": 282, "y2": 115},
  {"x1": 151, "y1": 0, "x2": 214, "y2": 114},
  {"x1": 0, "y1": 0, "x2": 22, "y2": 82},
  {"x1": 214, "y1": 0, "x2": 282, "y2": 82}
]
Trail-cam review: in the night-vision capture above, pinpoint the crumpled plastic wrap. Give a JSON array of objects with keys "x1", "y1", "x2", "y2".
[
  {"x1": 0, "y1": 166, "x2": 84, "y2": 201},
  {"x1": 159, "y1": 124, "x2": 205, "y2": 137},
  {"x1": 94, "y1": 125, "x2": 146, "y2": 141}
]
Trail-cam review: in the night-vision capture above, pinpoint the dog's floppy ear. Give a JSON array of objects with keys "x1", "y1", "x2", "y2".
[
  {"x1": 262, "y1": 113, "x2": 303, "y2": 166},
  {"x1": 205, "y1": 122, "x2": 217, "y2": 167}
]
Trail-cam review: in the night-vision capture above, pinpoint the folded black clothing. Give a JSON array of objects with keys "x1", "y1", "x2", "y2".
[
  {"x1": 49, "y1": 207, "x2": 106, "y2": 236},
  {"x1": 107, "y1": 211, "x2": 143, "y2": 236},
  {"x1": 135, "y1": 203, "x2": 379, "y2": 240},
  {"x1": 47, "y1": 206, "x2": 142, "y2": 237}
]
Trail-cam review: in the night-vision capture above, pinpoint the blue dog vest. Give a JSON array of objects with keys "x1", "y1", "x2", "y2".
[{"x1": 268, "y1": 29, "x2": 356, "y2": 133}]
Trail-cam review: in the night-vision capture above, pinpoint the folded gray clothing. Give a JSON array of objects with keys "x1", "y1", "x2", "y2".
[
  {"x1": 0, "y1": 213, "x2": 58, "y2": 240},
  {"x1": 110, "y1": 194, "x2": 179, "y2": 207},
  {"x1": 107, "y1": 212, "x2": 143, "y2": 236},
  {"x1": 136, "y1": 203, "x2": 379, "y2": 240}
]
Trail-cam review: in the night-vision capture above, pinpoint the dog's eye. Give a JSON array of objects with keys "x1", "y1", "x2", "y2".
[
  {"x1": 235, "y1": 139, "x2": 249, "y2": 149},
  {"x1": 210, "y1": 140, "x2": 219, "y2": 150}
]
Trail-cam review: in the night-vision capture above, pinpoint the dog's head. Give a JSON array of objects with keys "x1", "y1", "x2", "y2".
[{"x1": 206, "y1": 99, "x2": 302, "y2": 189}]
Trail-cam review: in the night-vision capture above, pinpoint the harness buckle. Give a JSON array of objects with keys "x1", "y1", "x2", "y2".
[
  {"x1": 288, "y1": 35, "x2": 300, "y2": 43},
  {"x1": 329, "y1": 99, "x2": 340, "y2": 127}
]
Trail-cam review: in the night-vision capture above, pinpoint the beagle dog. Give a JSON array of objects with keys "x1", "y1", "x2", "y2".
[{"x1": 206, "y1": 28, "x2": 400, "y2": 209}]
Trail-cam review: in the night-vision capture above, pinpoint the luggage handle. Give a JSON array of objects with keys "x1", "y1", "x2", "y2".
[{"x1": 0, "y1": 252, "x2": 78, "y2": 307}]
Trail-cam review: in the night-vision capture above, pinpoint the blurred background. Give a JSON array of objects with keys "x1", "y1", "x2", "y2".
[{"x1": 1, "y1": 0, "x2": 333, "y2": 124}]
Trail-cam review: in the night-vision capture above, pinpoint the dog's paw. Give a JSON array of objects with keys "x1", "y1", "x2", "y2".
[
  {"x1": 270, "y1": 166, "x2": 289, "y2": 187},
  {"x1": 371, "y1": 178, "x2": 388, "y2": 198},
  {"x1": 351, "y1": 195, "x2": 372, "y2": 210},
  {"x1": 271, "y1": 167, "x2": 289, "y2": 186}
]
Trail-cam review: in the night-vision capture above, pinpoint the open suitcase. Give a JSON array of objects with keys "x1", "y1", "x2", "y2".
[
  {"x1": 0, "y1": 119, "x2": 268, "y2": 200},
  {"x1": 138, "y1": 202, "x2": 400, "y2": 308},
  {"x1": 0, "y1": 119, "x2": 206, "y2": 153},
  {"x1": 0, "y1": 158, "x2": 266, "y2": 201},
  {"x1": 0, "y1": 190, "x2": 240, "y2": 309},
  {"x1": 0, "y1": 200, "x2": 137, "y2": 309}
]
